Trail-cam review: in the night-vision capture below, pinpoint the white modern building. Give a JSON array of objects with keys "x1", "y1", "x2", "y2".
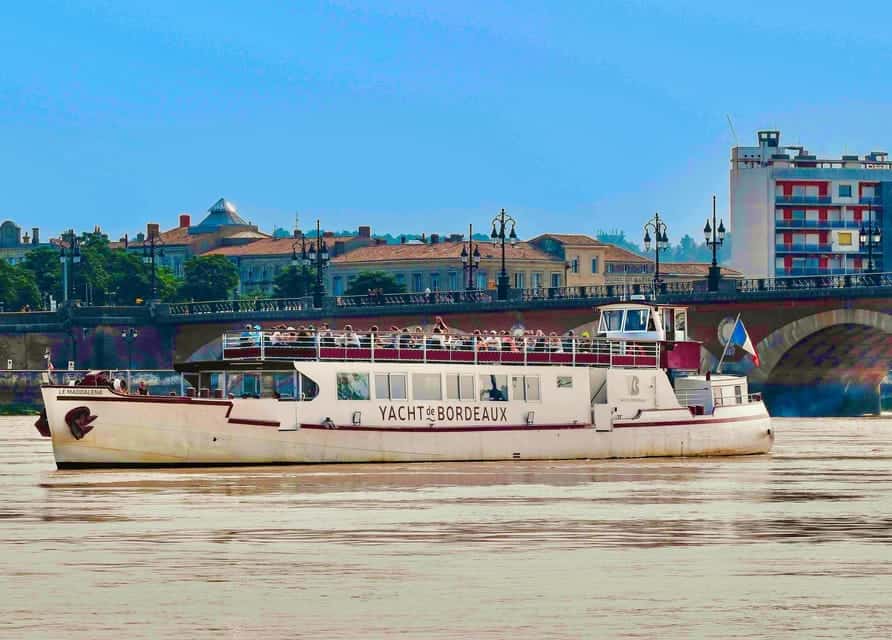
[{"x1": 730, "y1": 130, "x2": 892, "y2": 278}]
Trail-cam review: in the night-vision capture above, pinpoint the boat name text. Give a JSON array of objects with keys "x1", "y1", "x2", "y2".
[{"x1": 378, "y1": 405, "x2": 508, "y2": 423}]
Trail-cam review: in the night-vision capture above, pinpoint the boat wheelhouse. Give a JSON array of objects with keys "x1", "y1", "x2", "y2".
[{"x1": 37, "y1": 302, "x2": 772, "y2": 468}]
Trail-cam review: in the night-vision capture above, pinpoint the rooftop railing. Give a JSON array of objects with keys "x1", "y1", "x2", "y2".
[{"x1": 221, "y1": 330, "x2": 663, "y2": 369}]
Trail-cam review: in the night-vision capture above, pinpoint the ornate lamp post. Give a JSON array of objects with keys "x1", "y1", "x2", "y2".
[
  {"x1": 142, "y1": 227, "x2": 165, "y2": 300},
  {"x1": 307, "y1": 219, "x2": 330, "y2": 308},
  {"x1": 643, "y1": 212, "x2": 669, "y2": 293},
  {"x1": 459, "y1": 224, "x2": 482, "y2": 290},
  {"x1": 290, "y1": 232, "x2": 310, "y2": 292},
  {"x1": 704, "y1": 194, "x2": 726, "y2": 291},
  {"x1": 859, "y1": 203, "x2": 881, "y2": 273},
  {"x1": 120, "y1": 328, "x2": 139, "y2": 370},
  {"x1": 59, "y1": 229, "x2": 81, "y2": 303},
  {"x1": 490, "y1": 208, "x2": 518, "y2": 300}
]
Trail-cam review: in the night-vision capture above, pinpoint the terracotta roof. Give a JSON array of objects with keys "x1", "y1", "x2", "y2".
[
  {"x1": 202, "y1": 237, "x2": 301, "y2": 257},
  {"x1": 601, "y1": 244, "x2": 650, "y2": 263},
  {"x1": 331, "y1": 241, "x2": 559, "y2": 264},
  {"x1": 662, "y1": 262, "x2": 743, "y2": 277},
  {"x1": 530, "y1": 233, "x2": 606, "y2": 247}
]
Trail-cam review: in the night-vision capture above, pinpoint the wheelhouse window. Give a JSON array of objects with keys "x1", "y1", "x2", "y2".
[
  {"x1": 375, "y1": 373, "x2": 408, "y2": 400},
  {"x1": 446, "y1": 374, "x2": 475, "y2": 401},
  {"x1": 512, "y1": 376, "x2": 540, "y2": 401},
  {"x1": 337, "y1": 373, "x2": 370, "y2": 400},
  {"x1": 413, "y1": 373, "x2": 442, "y2": 401},
  {"x1": 479, "y1": 374, "x2": 508, "y2": 401},
  {"x1": 599, "y1": 310, "x2": 624, "y2": 333},
  {"x1": 623, "y1": 309, "x2": 649, "y2": 332}
]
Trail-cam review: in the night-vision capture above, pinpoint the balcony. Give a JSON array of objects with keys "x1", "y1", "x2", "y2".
[
  {"x1": 774, "y1": 219, "x2": 861, "y2": 229},
  {"x1": 774, "y1": 268, "x2": 876, "y2": 277},
  {"x1": 775, "y1": 195, "x2": 832, "y2": 205},
  {"x1": 775, "y1": 243, "x2": 833, "y2": 253}
]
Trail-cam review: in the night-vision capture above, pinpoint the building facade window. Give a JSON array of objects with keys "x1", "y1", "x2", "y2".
[
  {"x1": 514, "y1": 272, "x2": 525, "y2": 289},
  {"x1": 531, "y1": 272, "x2": 543, "y2": 288},
  {"x1": 571, "y1": 257, "x2": 579, "y2": 273},
  {"x1": 447, "y1": 271, "x2": 458, "y2": 291},
  {"x1": 476, "y1": 271, "x2": 487, "y2": 290},
  {"x1": 412, "y1": 273, "x2": 423, "y2": 292},
  {"x1": 395, "y1": 273, "x2": 406, "y2": 288},
  {"x1": 332, "y1": 276, "x2": 344, "y2": 295},
  {"x1": 591, "y1": 257, "x2": 598, "y2": 274},
  {"x1": 430, "y1": 273, "x2": 440, "y2": 291},
  {"x1": 551, "y1": 272, "x2": 561, "y2": 287},
  {"x1": 839, "y1": 184, "x2": 852, "y2": 198}
]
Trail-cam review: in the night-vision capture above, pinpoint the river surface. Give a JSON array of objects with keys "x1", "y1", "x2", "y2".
[{"x1": 2, "y1": 417, "x2": 892, "y2": 639}]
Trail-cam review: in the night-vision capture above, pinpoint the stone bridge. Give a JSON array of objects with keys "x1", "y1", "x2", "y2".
[{"x1": 3, "y1": 277, "x2": 892, "y2": 415}]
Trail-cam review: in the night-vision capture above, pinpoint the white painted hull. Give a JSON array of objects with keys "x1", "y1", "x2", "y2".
[{"x1": 40, "y1": 386, "x2": 772, "y2": 468}]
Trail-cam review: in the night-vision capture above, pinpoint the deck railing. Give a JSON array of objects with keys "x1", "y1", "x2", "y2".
[{"x1": 221, "y1": 330, "x2": 661, "y2": 369}]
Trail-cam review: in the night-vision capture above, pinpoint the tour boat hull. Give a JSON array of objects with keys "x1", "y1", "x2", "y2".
[{"x1": 41, "y1": 386, "x2": 772, "y2": 468}]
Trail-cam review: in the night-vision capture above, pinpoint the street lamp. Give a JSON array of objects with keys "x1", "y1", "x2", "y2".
[
  {"x1": 120, "y1": 328, "x2": 139, "y2": 370},
  {"x1": 643, "y1": 212, "x2": 669, "y2": 294},
  {"x1": 460, "y1": 224, "x2": 482, "y2": 290},
  {"x1": 704, "y1": 194, "x2": 726, "y2": 291},
  {"x1": 58, "y1": 229, "x2": 81, "y2": 303},
  {"x1": 490, "y1": 208, "x2": 518, "y2": 300},
  {"x1": 307, "y1": 219, "x2": 330, "y2": 308},
  {"x1": 859, "y1": 203, "x2": 881, "y2": 273},
  {"x1": 290, "y1": 231, "x2": 312, "y2": 296},
  {"x1": 142, "y1": 227, "x2": 165, "y2": 300}
]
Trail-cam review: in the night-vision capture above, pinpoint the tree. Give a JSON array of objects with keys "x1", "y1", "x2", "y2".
[
  {"x1": 21, "y1": 247, "x2": 63, "y2": 302},
  {"x1": 179, "y1": 255, "x2": 239, "y2": 301},
  {"x1": 272, "y1": 265, "x2": 316, "y2": 298},
  {"x1": 0, "y1": 261, "x2": 41, "y2": 311},
  {"x1": 344, "y1": 271, "x2": 406, "y2": 296}
]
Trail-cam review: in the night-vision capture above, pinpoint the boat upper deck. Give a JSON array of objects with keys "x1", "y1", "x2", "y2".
[{"x1": 221, "y1": 330, "x2": 702, "y2": 371}]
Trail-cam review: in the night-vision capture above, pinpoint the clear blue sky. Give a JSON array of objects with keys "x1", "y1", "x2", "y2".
[{"x1": 3, "y1": 1, "x2": 891, "y2": 243}]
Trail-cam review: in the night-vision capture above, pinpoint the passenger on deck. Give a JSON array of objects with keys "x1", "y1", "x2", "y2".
[
  {"x1": 533, "y1": 329, "x2": 547, "y2": 352},
  {"x1": 548, "y1": 332, "x2": 563, "y2": 353},
  {"x1": 319, "y1": 322, "x2": 334, "y2": 347}
]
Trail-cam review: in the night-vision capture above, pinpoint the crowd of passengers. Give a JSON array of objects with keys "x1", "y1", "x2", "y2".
[{"x1": 238, "y1": 317, "x2": 607, "y2": 353}]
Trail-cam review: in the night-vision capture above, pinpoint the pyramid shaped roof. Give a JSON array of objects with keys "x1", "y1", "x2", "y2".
[{"x1": 190, "y1": 198, "x2": 249, "y2": 233}]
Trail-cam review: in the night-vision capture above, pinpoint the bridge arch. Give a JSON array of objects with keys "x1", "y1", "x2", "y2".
[
  {"x1": 751, "y1": 308, "x2": 892, "y2": 384},
  {"x1": 750, "y1": 308, "x2": 892, "y2": 415}
]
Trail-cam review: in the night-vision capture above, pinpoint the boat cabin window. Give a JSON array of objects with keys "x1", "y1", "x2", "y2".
[
  {"x1": 226, "y1": 373, "x2": 262, "y2": 398},
  {"x1": 599, "y1": 310, "x2": 624, "y2": 333},
  {"x1": 675, "y1": 310, "x2": 687, "y2": 340},
  {"x1": 298, "y1": 373, "x2": 319, "y2": 401},
  {"x1": 623, "y1": 309, "x2": 649, "y2": 332},
  {"x1": 446, "y1": 374, "x2": 475, "y2": 401},
  {"x1": 375, "y1": 373, "x2": 408, "y2": 401},
  {"x1": 337, "y1": 373, "x2": 370, "y2": 400},
  {"x1": 512, "y1": 376, "x2": 540, "y2": 401},
  {"x1": 479, "y1": 374, "x2": 508, "y2": 401},
  {"x1": 412, "y1": 373, "x2": 442, "y2": 401}
]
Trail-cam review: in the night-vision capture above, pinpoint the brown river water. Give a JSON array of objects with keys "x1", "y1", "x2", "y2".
[{"x1": 2, "y1": 416, "x2": 892, "y2": 639}]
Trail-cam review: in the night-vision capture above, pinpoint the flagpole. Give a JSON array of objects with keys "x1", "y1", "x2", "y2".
[{"x1": 715, "y1": 313, "x2": 740, "y2": 374}]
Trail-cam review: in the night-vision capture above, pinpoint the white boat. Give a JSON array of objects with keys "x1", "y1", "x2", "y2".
[{"x1": 38, "y1": 303, "x2": 772, "y2": 468}]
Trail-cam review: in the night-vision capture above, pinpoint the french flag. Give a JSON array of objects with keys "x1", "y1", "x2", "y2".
[{"x1": 728, "y1": 317, "x2": 760, "y2": 367}]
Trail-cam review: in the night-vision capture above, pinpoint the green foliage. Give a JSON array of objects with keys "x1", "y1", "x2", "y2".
[
  {"x1": 344, "y1": 271, "x2": 406, "y2": 296},
  {"x1": 596, "y1": 229, "x2": 733, "y2": 264},
  {"x1": 0, "y1": 260, "x2": 41, "y2": 311},
  {"x1": 273, "y1": 265, "x2": 316, "y2": 298},
  {"x1": 21, "y1": 247, "x2": 63, "y2": 302},
  {"x1": 179, "y1": 255, "x2": 239, "y2": 301}
]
